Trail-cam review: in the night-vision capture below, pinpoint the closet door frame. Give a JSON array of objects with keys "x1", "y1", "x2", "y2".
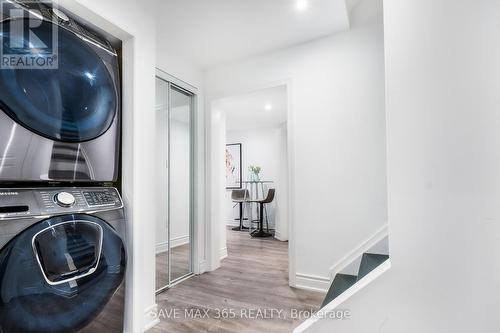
[{"x1": 155, "y1": 68, "x2": 197, "y2": 294}]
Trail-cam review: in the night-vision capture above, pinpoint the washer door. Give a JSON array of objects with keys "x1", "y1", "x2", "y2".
[
  {"x1": 0, "y1": 214, "x2": 126, "y2": 333},
  {"x1": 0, "y1": 18, "x2": 118, "y2": 142}
]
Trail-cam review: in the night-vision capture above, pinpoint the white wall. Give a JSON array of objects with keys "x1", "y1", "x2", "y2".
[
  {"x1": 210, "y1": 109, "x2": 228, "y2": 266},
  {"x1": 206, "y1": 0, "x2": 387, "y2": 290},
  {"x1": 225, "y1": 125, "x2": 288, "y2": 239},
  {"x1": 155, "y1": 4, "x2": 206, "y2": 277},
  {"x1": 276, "y1": 123, "x2": 289, "y2": 241},
  {"x1": 305, "y1": 0, "x2": 500, "y2": 332}
]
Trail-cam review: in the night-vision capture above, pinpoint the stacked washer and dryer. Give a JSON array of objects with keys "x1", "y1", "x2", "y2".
[{"x1": 0, "y1": 1, "x2": 126, "y2": 332}]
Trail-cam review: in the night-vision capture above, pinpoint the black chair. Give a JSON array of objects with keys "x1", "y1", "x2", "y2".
[
  {"x1": 249, "y1": 189, "x2": 275, "y2": 238},
  {"x1": 231, "y1": 189, "x2": 250, "y2": 231}
]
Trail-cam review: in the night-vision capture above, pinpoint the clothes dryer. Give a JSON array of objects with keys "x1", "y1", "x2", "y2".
[{"x1": 0, "y1": 1, "x2": 121, "y2": 182}]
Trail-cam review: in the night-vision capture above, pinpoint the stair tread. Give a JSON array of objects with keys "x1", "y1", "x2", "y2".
[
  {"x1": 321, "y1": 274, "x2": 357, "y2": 308},
  {"x1": 357, "y1": 253, "x2": 389, "y2": 281}
]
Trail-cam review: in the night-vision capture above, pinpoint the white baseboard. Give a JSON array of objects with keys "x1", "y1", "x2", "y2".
[
  {"x1": 156, "y1": 242, "x2": 168, "y2": 254},
  {"x1": 155, "y1": 235, "x2": 190, "y2": 254},
  {"x1": 220, "y1": 247, "x2": 228, "y2": 260},
  {"x1": 143, "y1": 304, "x2": 160, "y2": 332},
  {"x1": 198, "y1": 260, "x2": 208, "y2": 273},
  {"x1": 295, "y1": 273, "x2": 330, "y2": 293},
  {"x1": 274, "y1": 231, "x2": 288, "y2": 242},
  {"x1": 329, "y1": 224, "x2": 389, "y2": 278}
]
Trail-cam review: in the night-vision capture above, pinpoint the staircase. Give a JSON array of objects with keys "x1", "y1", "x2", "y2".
[
  {"x1": 321, "y1": 252, "x2": 389, "y2": 308},
  {"x1": 320, "y1": 226, "x2": 390, "y2": 309},
  {"x1": 294, "y1": 227, "x2": 390, "y2": 333}
]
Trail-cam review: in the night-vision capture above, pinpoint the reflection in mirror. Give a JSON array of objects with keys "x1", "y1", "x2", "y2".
[
  {"x1": 155, "y1": 77, "x2": 169, "y2": 291},
  {"x1": 169, "y1": 86, "x2": 192, "y2": 282},
  {"x1": 155, "y1": 77, "x2": 193, "y2": 293}
]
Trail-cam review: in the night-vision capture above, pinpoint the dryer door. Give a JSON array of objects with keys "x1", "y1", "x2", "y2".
[
  {"x1": 0, "y1": 18, "x2": 118, "y2": 143},
  {"x1": 0, "y1": 214, "x2": 126, "y2": 333}
]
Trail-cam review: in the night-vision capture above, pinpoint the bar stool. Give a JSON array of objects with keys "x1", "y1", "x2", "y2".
[
  {"x1": 249, "y1": 189, "x2": 275, "y2": 238},
  {"x1": 231, "y1": 189, "x2": 250, "y2": 231}
]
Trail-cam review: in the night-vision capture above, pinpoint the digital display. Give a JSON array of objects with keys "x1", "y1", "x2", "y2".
[{"x1": 0, "y1": 206, "x2": 29, "y2": 214}]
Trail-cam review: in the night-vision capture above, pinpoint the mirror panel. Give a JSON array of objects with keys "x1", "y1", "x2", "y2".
[
  {"x1": 155, "y1": 77, "x2": 169, "y2": 291},
  {"x1": 155, "y1": 78, "x2": 193, "y2": 292},
  {"x1": 169, "y1": 86, "x2": 192, "y2": 282}
]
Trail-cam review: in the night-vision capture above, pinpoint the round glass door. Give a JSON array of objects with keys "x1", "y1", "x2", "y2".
[
  {"x1": 0, "y1": 214, "x2": 126, "y2": 333},
  {"x1": 0, "y1": 19, "x2": 118, "y2": 142}
]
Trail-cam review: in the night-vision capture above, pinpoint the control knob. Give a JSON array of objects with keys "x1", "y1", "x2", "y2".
[{"x1": 55, "y1": 192, "x2": 75, "y2": 207}]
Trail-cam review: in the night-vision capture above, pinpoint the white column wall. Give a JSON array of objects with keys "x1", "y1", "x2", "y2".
[{"x1": 305, "y1": 1, "x2": 500, "y2": 332}]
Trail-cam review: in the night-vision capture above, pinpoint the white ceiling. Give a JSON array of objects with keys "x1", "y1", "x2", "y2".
[
  {"x1": 156, "y1": 0, "x2": 350, "y2": 69},
  {"x1": 212, "y1": 85, "x2": 287, "y2": 131}
]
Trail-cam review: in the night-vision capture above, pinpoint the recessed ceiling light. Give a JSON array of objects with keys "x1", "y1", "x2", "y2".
[
  {"x1": 295, "y1": 0, "x2": 309, "y2": 11},
  {"x1": 264, "y1": 104, "x2": 273, "y2": 111}
]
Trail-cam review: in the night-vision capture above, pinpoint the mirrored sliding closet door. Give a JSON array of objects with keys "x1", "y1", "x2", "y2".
[{"x1": 155, "y1": 71, "x2": 194, "y2": 293}]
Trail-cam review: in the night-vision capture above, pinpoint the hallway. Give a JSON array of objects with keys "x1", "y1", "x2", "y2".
[{"x1": 149, "y1": 229, "x2": 324, "y2": 333}]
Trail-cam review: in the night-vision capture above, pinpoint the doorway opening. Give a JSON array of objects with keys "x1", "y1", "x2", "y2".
[
  {"x1": 186, "y1": 84, "x2": 323, "y2": 332},
  {"x1": 155, "y1": 70, "x2": 196, "y2": 293},
  {"x1": 209, "y1": 84, "x2": 293, "y2": 271},
  {"x1": 215, "y1": 85, "x2": 290, "y2": 246}
]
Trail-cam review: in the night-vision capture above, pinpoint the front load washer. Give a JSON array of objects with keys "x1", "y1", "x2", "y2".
[
  {"x1": 0, "y1": 187, "x2": 126, "y2": 333},
  {"x1": 0, "y1": 1, "x2": 121, "y2": 182}
]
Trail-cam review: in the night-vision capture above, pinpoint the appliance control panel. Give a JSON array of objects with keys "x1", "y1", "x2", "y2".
[
  {"x1": 83, "y1": 190, "x2": 118, "y2": 207},
  {"x1": 0, "y1": 187, "x2": 123, "y2": 219}
]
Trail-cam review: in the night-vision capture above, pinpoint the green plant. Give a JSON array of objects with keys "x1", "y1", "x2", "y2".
[{"x1": 248, "y1": 165, "x2": 261, "y2": 175}]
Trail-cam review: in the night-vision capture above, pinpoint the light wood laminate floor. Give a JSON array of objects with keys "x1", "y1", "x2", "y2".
[{"x1": 149, "y1": 229, "x2": 325, "y2": 333}]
